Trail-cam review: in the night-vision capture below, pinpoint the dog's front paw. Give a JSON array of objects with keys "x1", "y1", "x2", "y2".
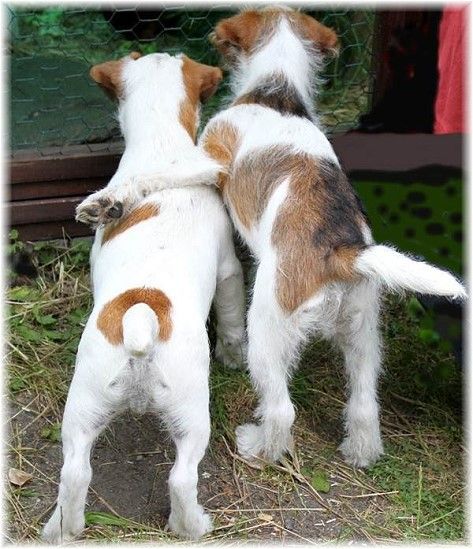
[
  {"x1": 215, "y1": 336, "x2": 247, "y2": 370},
  {"x1": 75, "y1": 191, "x2": 124, "y2": 228}
]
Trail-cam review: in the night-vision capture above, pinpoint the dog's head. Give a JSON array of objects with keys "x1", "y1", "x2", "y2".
[
  {"x1": 89, "y1": 52, "x2": 222, "y2": 141},
  {"x1": 210, "y1": 7, "x2": 339, "y2": 66}
]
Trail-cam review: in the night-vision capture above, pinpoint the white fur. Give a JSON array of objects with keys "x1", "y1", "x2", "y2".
[
  {"x1": 42, "y1": 53, "x2": 246, "y2": 543},
  {"x1": 203, "y1": 11, "x2": 467, "y2": 469},
  {"x1": 356, "y1": 244, "x2": 466, "y2": 300},
  {"x1": 122, "y1": 303, "x2": 158, "y2": 357},
  {"x1": 231, "y1": 17, "x2": 319, "y2": 119}
]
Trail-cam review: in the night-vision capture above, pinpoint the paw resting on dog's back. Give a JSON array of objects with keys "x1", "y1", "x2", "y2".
[{"x1": 76, "y1": 192, "x2": 124, "y2": 227}]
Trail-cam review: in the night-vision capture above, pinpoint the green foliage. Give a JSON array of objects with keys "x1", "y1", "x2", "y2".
[
  {"x1": 40, "y1": 422, "x2": 61, "y2": 442},
  {"x1": 309, "y1": 469, "x2": 331, "y2": 493}
]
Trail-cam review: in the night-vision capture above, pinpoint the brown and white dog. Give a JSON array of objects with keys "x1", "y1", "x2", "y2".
[
  {"x1": 199, "y1": 7, "x2": 466, "y2": 468},
  {"x1": 76, "y1": 8, "x2": 466, "y2": 471},
  {"x1": 42, "y1": 52, "x2": 246, "y2": 542}
]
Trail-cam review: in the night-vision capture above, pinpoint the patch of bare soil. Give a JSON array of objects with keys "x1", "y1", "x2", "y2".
[{"x1": 7, "y1": 386, "x2": 393, "y2": 544}]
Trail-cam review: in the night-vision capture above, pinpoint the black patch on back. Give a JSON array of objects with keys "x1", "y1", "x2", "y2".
[
  {"x1": 314, "y1": 160, "x2": 369, "y2": 250},
  {"x1": 237, "y1": 74, "x2": 312, "y2": 120}
]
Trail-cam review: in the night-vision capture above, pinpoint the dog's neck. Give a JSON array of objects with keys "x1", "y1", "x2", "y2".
[
  {"x1": 232, "y1": 17, "x2": 319, "y2": 118},
  {"x1": 117, "y1": 89, "x2": 199, "y2": 174}
]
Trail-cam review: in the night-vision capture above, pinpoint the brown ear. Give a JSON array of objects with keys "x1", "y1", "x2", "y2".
[
  {"x1": 182, "y1": 56, "x2": 223, "y2": 102},
  {"x1": 89, "y1": 51, "x2": 142, "y2": 99},
  {"x1": 197, "y1": 64, "x2": 223, "y2": 101},
  {"x1": 297, "y1": 14, "x2": 339, "y2": 56},
  {"x1": 211, "y1": 11, "x2": 265, "y2": 58}
]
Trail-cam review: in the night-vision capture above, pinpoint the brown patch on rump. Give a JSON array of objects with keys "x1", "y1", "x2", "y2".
[
  {"x1": 180, "y1": 55, "x2": 223, "y2": 142},
  {"x1": 89, "y1": 51, "x2": 141, "y2": 100},
  {"x1": 272, "y1": 155, "x2": 366, "y2": 311},
  {"x1": 202, "y1": 122, "x2": 240, "y2": 190},
  {"x1": 102, "y1": 203, "x2": 159, "y2": 245},
  {"x1": 97, "y1": 288, "x2": 172, "y2": 344},
  {"x1": 219, "y1": 144, "x2": 366, "y2": 311}
]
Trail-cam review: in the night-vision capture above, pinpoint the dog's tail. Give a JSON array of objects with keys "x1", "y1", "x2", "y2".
[
  {"x1": 355, "y1": 244, "x2": 467, "y2": 300},
  {"x1": 122, "y1": 303, "x2": 159, "y2": 357}
]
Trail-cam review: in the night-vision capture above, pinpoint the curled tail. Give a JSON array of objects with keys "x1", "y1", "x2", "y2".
[
  {"x1": 355, "y1": 245, "x2": 467, "y2": 300},
  {"x1": 122, "y1": 303, "x2": 159, "y2": 357}
]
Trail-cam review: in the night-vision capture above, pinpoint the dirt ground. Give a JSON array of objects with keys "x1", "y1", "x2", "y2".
[{"x1": 8, "y1": 389, "x2": 392, "y2": 544}]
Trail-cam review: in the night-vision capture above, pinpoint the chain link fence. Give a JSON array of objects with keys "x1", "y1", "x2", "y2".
[{"x1": 9, "y1": 6, "x2": 375, "y2": 155}]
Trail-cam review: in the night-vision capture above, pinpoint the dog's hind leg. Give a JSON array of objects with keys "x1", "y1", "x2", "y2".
[
  {"x1": 236, "y1": 261, "x2": 304, "y2": 464},
  {"x1": 213, "y1": 231, "x2": 247, "y2": 369},
  {"x1": 42, "y1": 378, "x2": 113, "y2": 543},
  {"x1": 163, "y1": 337, "x2": 212, "y2": 539},
  {"x1": 335, "y1": 279, "x2": 384, "y2": 468}
]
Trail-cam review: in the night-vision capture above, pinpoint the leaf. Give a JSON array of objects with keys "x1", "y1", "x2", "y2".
[
  {"x1": 32, "y1": 308, "x2": 57, "y2": 326},
  {"x1": 18, "y1": 488, "x2": 38, "y2": 498},
  {"x1": 418, "y1": 328, "x2": 440, "y2": 344},
  {"x1": 407, "y1": 296, "x2": 425, "y2": 320},
  {"x1": 311, "y1": 469, "x2": 331, "y2": 493},
  {"x1": 9, "y1": 377, "x2": 26, "y2": 393},
  {"x1": 15, "y1": 324, "x2": 42, "y2": 343},
  {"x1": 85, "y1": 511, "x2": 133, "y2": 528},
  {"x1": 257, "y1": 513, "x2": 273, "y2": 522},
  {"x1": 40, "y1": 423, "x2": 61, "y2": 442},
  {"x1": 9, "y1": 468, "x2": 33, "y2": 487},
  {"x1": 9, "y1": 287, "x2": 33, "y2": 302}
]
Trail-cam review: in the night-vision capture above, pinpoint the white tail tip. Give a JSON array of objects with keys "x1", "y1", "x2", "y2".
[
  {"x1": 122, "y1": 303, "x2": 158, "y2": 357},
  {"x1": 356, "y1": 245, "x2": 467, "y2": 300}
]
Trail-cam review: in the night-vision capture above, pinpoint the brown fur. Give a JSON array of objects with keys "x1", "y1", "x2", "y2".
[
  {"x1": 271, "y1": 155, "x2": 366, "y2": 312},
  {"x1": 89, "y1": 52, "x2": 141, "y2": 100},
  {"x1": 201, "y1": 122, "x2": 240, "y2": 190},
  {"x1": 97, "y1": 288, "x2": 172, "y2": 344},
  {"x1": 180, "y1": 55, "x2": 223, "y2": 142},
  {"x1": 212, "y1": 8, "x2": 338, "y2": 61},
  {"x1": 294, "y1": 13, "x2": 339, "y2": 55},
  {"x1": 211, "y1": 11, "x2": 269, "y2": 60},
  {"x1": 102, "y1": 203, "x2": 160, "y2": 245},
  {"x1": 215, "y1": 144, "x2": 366, "y2": 312}
]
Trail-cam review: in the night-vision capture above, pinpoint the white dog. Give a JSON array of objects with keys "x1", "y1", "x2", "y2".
[{"x1": 42, "y1": 51, "x2": 246, "y2": 542}]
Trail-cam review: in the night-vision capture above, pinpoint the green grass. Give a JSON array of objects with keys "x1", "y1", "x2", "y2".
[{"x1": 6, "y1": 234, "x2": 464, "y2": 542}]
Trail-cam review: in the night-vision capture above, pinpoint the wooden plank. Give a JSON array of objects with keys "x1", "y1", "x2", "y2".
[
  {"x1": 15, "y1": 221, "x2": 92, "y2": 242},
  {"x1": 10, "y1": 177, "x2": 106, "y2": 201},
  {"x1": 11, "y1": 146, "x2": 123, "y2": 184},
  {"x1": 10, "y1": 196, "x2": 83, "y2": 225}
]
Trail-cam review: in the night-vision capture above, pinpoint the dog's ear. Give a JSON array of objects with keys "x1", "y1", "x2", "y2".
[
  {"x1": 182, "y1": 56, "x2": 223, "y2": 102},
  {"x1": 196, "y1": 63, "x2": 223, "y2": 101},
  {"x1": 89, "y1": 52, "x2": 142, "y2": 99},
  {"x1": 210, "y1": 11, "x2": 265, "y2": 59},
  {"x1": 297, "y1": 14, "x2": 339, "y2": 57}
]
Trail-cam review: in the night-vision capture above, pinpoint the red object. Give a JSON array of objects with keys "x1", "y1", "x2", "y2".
[{"x1": 434, "y1": 6, "x2": 466, "y2": 134}]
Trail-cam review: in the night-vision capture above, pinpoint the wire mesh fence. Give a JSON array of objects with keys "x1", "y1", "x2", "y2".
[{"x1": 9, "y1": 6, "x2": 375, "y2": 155}]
